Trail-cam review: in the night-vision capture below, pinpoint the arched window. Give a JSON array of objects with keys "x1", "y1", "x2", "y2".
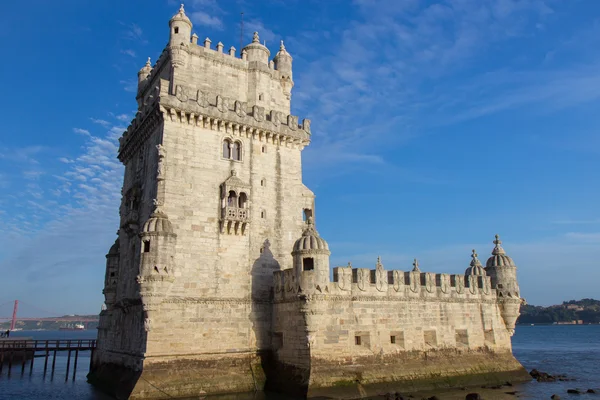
[
  {"x1": 232, "y1": 141, "x2": 241, "y2": 161},
  {"x1": 227, "y1": 190, "x2": 237, "y2": 207},
  {"x1": 223, "y1": 139, "x2": 231, "y2": 159},
  {"x1": 238, "y1": 192, "x2": 247, "y2": 208}
]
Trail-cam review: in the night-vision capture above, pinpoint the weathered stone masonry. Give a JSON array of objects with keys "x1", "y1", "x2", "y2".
[{"x1": 89, "y1": 5, "x2": 529, "y2": 399}]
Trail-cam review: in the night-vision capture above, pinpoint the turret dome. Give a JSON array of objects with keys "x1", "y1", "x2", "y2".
[
  {"x1": 465, "y1": 249, "x2": 486, "y2": 276},
  {"x1": 242, "y1": 32, "x2": 270, "y2": 63},
  {"x1": 485, "y1": 234, "x2": 515, "y2": 268},
  {"x1": 170, "y1": 4, "x2": 192, "y2": 28},
  {"x1": 108, "y1": 239, "x2": 120, "y2": 255},
  {"x1": 274, "y1": 40, "x2": 292, "y2": 60},
  {"x1": 142, "y1": 208, "x2": 173, "y2": 234},
  {"x1": 292, "y1": 218, "x2": 329, "y2": 253}
]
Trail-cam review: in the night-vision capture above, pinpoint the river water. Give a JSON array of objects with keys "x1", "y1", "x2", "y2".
[{"x1": 0, "y1": 325, "x2": 598, "y2": 400}]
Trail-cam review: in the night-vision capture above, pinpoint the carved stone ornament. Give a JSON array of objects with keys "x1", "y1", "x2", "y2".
[
  {"x1": 469, "y1": 275, "x2": 478, "y2": 294},
  {"x1": 235, "y1": 101, "x2": 246, "y2": 117},
  {"x1": 302, "y1": 118, "x2": 311, "y2": 134},
  {"x1": 410, "y1": 272, "x2": 420, "y2": 293},
  {"x1": 196, "y1": 90, "x2": 209, "y2": 108},
  {"x1": 456, "y1": 276, "x2": 465, "y2": 294},
  {"x1": 482, "y1": 277, "x2": 491, "y2": 295},
  {"x1": 287, "y1": 115, "x2": 298, "y2": 130},
  {"x1": 144, "y1": 317, "x2": 152, "y2": 332},
  {"x1": 357, "y1": 269, "x2": 367, "y2": 291},
  {"x1": 275, "y1": 275, "x2": 282, "y2": 293},
  {"x1": 425, "y1": 273, "x2": 435, "y2": 293},
  {"x1": 176, "y1": 85, "x2": 189, "y2": 102},
  {"x1": 270, "y1": 110, "x2": 280, "y2": 127},
  {"x1": 253, "y1": 105, "x2": 265, "y2": 122},
  {"x1": 439, "y1": 274, "x2": 450, "y2": 294},
  {"x1": 156, "y1": 144, "x2": 166, "y2": 181},
  {"x1": 216, "y1": 95, "x2": 229, "y2": 113},
  {"x1": 393, "y1": 270, "x2": 404, "y2": 292},
  {"x1": 338, "y1": 269, "x2": 350, "y2": 291},
  {"x1": 286, "y1": 273, "x2": 296, "y2": 292},
  {"x1": 375, "y1": 266, "x2": 386, "y2": 292}
]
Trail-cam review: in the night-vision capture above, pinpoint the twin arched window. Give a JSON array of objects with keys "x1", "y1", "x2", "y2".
[
  {"x1": 227, "y1": 190, "x2": 247, "y2": 208},
  {"x1": 222, "y1": 139, "x2": 242, "y2": 161}
]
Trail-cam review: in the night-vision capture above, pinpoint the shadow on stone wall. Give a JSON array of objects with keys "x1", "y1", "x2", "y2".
[{"x1": 250, "y1": 239, "x2": 281, "y2": 392}]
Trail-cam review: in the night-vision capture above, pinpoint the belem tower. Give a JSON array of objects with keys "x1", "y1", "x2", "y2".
[{"x1": 90, "y1": 5, "x2": 530, "y2": 399}]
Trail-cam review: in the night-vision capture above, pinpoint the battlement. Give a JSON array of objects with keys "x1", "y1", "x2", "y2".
[
  {"x1": 273, "y1": 263, "x2": 495, "y2": 303},
  {"x1": 118, "y1": 87, "x2": 311, "y2": 163}
]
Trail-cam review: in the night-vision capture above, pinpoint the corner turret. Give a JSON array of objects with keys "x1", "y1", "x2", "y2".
[
  {"x1": 292, "y1": 217, "x2": 330, "y2": 291},
  {"x1": 169, "y1": 4, "x2": 192, "y2": 46},
  {"x1": 137, "y1": 57, "x2": 152, "y2": 94},
  {"x1": 274, "y1": 40, "x2": 294, "y2": 99},
  {"x1": 102, "y1": 239, "x2": 120, "y2": 308},
  {"x1": 485, "y1": 235, "x2": 520, "y2": 297},
  {"x1": 242, "y1": 32, "x2": 270, "y2": 64},
  {"x1": 137, "y1": 204, "x2": 178, "y2": 331},
  {"x1": 485, "y1": 234, "x2": 522, "y2": 336}
]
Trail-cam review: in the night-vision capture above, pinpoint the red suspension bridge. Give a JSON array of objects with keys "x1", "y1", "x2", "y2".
[{"x1": 0, "y1": 300, "x2": 98, "y2": 330}]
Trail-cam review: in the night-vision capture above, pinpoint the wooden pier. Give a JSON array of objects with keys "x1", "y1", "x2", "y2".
[{"x1": 0, "y1": 338, "x2": 96, "y2": 380}]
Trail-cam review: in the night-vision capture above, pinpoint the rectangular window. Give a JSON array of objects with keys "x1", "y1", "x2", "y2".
[
  {"x1": 424, "y1": 330, "x2": 437, "y2": 348},
  {"x1": 390, "y1": 331, "x2": 405, "y2": 348},
  {"x1": 303, "y1": 257, "x2": 314, "y2": 271},
  {"x1": 455, "y1": 329, "x2": 469, "y2": 347},
  {"x1": 355, "y1": 336, "x2": 361, "y2": 345},
  {"x1": 143, "y1": 241, "x2": 150, "y2": 253}
]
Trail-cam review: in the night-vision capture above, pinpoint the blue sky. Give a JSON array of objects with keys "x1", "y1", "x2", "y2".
[{"x1": 1, "y1": 0, "x2": 599, "y2": 317}]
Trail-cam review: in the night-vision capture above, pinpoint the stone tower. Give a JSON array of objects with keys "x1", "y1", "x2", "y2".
[
  {"x1": 485, "y1": 234, "x2": 522, "y2": 335},
  {"x1": 90, "y1": 5, "x2": 314, "y2": 399}
]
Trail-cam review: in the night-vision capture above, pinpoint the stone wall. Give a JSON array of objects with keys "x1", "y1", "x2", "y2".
[{"x1": 270, "y1": 266, "x2": 529, "y2": 396}]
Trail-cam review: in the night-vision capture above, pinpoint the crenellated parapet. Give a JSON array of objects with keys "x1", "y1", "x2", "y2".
[
  {"x1": 274, "y1": 258, "x2": 495, "y2": 303},
  {"x1": 118, "y1": 88, "x2": 311, "y2": 163}
]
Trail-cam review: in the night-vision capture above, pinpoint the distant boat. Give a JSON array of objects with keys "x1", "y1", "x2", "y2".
[{"x1": 59, "y1": 324, "x2": 85, "y2": 331}]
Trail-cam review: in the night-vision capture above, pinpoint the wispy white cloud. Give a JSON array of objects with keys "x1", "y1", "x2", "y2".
[
  {"x1": 120, "y1": 49, "x2": 136, "y2": 58},
  {"x1": 119, "y1": 79, "x2": 137, "y2": 93},
  {"x1": 73, "y1": 128, "x2": 90, "y2": 136},
  {"x1": 190, "y1": 11, "x2": 223, "y2": 30},
  {"x1": 90, "y1": 118, "x2": 110, "y2": 127},
  {"x1": 115, "y1": 113, "x2": 130, "y2": 122},
  {"x1": 122, "y1": 22, "x2": 144, "y2": 42}
]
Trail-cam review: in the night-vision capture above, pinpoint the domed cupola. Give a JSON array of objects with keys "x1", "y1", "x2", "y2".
[
  {"x1": 142, "y1": 208, "x2": 174, "y2": 235},
  {"x1": 486, "y1": 234, "x2": 515, "y2": 268},
  {"x1": 465, "y1": 249, "x2": 486, "y2": 276},
  {"x1": 242, "y1": 31, "x2": 270, "y2": 64},
  {"x1": 292, "y1": 218, "x2": 331, "y2": 290},
  {"x1": 292, "y1": 217, "x2": 329, "y2": 254}
]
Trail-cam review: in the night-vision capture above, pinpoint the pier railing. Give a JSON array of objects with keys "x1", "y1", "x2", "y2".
[{"x1": 0, "y1": 339, "x2": 96, "y2": 380}]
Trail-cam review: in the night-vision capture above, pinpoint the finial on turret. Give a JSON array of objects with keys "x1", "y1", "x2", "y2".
[
  {"x1": 280, "y1": 40, "x2": 286, "y2": 51},
  {"x1": 252, "y1": 32, "x2": 259, "y2": 43},
  {"x1": 179, "y1": 3, "x2": 185, "y2": 13},
  {"x1": 376, "y1": 256, "x2": 383, "y2": 270},
  {"x1": 306, "y1": 216, "x2": 314, "y2": 226},
  {"x1": 412, "y1": 258, "x2": 420, "y2": 272},
  {"x1": 145, "y1": 57, "x2": 151, "y2": 67},
  {"x1": 492, "y1": 234, "x2": 506, "y2": 255},
  {"x1": 470, "y1": 249, "x2": 482, "y2": 267}
]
